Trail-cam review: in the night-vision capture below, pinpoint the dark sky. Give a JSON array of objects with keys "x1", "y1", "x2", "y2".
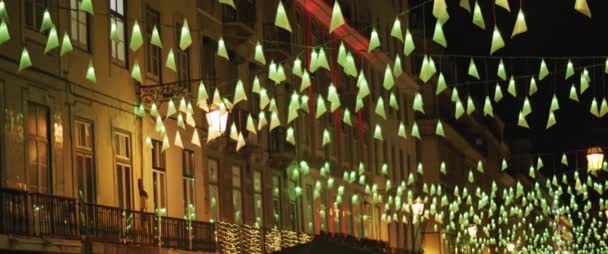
[{"x1": 434, "y1": 0, "x2": 608, "y2": 161}]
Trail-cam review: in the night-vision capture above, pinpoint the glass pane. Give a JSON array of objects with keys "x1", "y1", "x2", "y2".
[
  {"x1": 124, "y1": 166, "x2": 132, "y2": 209},
  {"x1": 37, "y1": 108, "x2": 47, "y2": 138},
  {"x1": 253, "y1": 171, "x2": 261, "y2": 193},
  {"x1": 209, "y1": 185, "x2": 219, "y2": 222},
  {"x1": 117, "y1": 165, "x2": 124, "y2": 208},
  {"x1": 160, "y1": 173, "x2": 166, "y2": 208},
  {"x1": 233, "y1": 189, "x2": 242, "y2": 224},
  {"x1": 254, "y1": 193, "x2": 263, "y2": 227},
  {"x1": 37, "y1": 141, "x2": 48, "y2": 165},
  {"x1": 208, "y1": 159, "x2": 218, "y2": 182}
]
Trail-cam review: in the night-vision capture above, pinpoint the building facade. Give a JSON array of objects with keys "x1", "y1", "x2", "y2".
[{"x1": 0, "y1": 0, "x2": 510, "y2": 254}]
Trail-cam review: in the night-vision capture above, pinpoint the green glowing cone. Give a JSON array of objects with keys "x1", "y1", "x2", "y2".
[
  {"x1": 404, "y1": 29, "x2": 415, "y2": 56},
  {"x1": 569, "y1": 84, "x2": 579, "y2": 102},
  {"x1": 546, "y1": 111, "x2": 556, "y2": 129},
  {"x1": 561, "y1": 154, "x2": 568, "y2": 166},
  {"x1": 501, "y1": 159, "x2": 508, "y2": 171},
  {"x1": 411, "y1": 122, "x2": 421, "y2": 140},
  {"x1": 477, "y1": 160, "x2": 484, "y2": 173},
  {"x1": 151, "y1": 25, "x2": 162, "y2": 48},
  {"x1": 600, "y1": 98, "x2": 608, "y2": 117},
  {"x1": 468, "y1": 170, "x2": 474, "y2": 183},
  {"x1": 375, "y1": 97, "x2": 386, "y2": 120},
  {"x1": 292, "y1": 57, "x2": 303, "y2": 78},
  {"x1": 45, "y1": 26, "x2": 59, "y2": 54},
  {"x1": 0, "y1": 19, "x2": 9, "y2": 46},
  {"x1": 398, "y1": 122, "x2": 407, "y2": 139},
  {"x1": 466, "y1": 96, "x2": 476, "y2": 115},
  {"x1": 357, "y1": 72, "x2": 369, "y2": 98},
  {"x1": 383, "y1": 65, "x2": 395, "y2": 90},
  {"x1": 322, "y1": 129, "x2": 331, "y2": 147},
  {"x1": 417, "y1": 163, "x2": 424, "y2": 175},
  {"x1": 219, "y1": 0, "x2": 236, "y2": 8},
  {"x1": 436, "y1": 73, "x2": 447, "y2": 95},
  {"x1": 440, "y1": 162, "x2": 447, "y2": 174},
  {"x1": 86, "y1": 59, "x2": 96, "y2": 83},
  {"x1": 166, "y1": 100, "x2": 177, "y2": 117},
  {"x1": 355, "y1": 97, "x2": 364, "y2": 112},
  {"x1": 287, "y1": 93, "x2": 299, "y2": 124},
  {"x1": 233, "y1": 80, "x2": 247, "y2": 105},
  {"x1": 410, "y1": 93, "x2": 424, "y2": 116},
  {"x1": 40, "y1": 9, "x2": 53, "y2": 32},
  {"x1": 165, "y1": 48, "x2": 176, "y2": 72},
  {"x1": 512, "y1": 9, "x2": 527, "y2": 37},
  {"x1": 346, "y1": 52, "x2": 358, "y2": 77},
  {"x1": 565, "y1": 60, "x2": 574, "y2": 80},
  {"x1": 435, "y1": 120, "x2": 445, "y2": 137},
  {"x1": 259, "y1": 89, "x2": 269, "y2": 110},
  {"x1": 61, "y1": 32, "x2": 73, "y2": 56},
  {"x1": 130, "y1": 20, "x2": 143, "y2": 52},
  {"x1": 317, "y1": 48, "x2": 330, "y2": 71},
  {"x1": 254, "y1": 41, "x2": 266, "y2": 65},
  {"x1": 550, "y1": 94, "x2": 560, "y2": 112},
  {"x1": 368, "y1": 28, "x2": 380, "y2": 52},
  {"x1": 455, "y1": 100, "x2": 465, "y2": 119},
  {"x1": 389, "y1": 92, "x2": 398, "y2": 110},
  {"x1": 300, "y1": 71, "x2": 311, "y2": 92},
  {"x1": 574, "y1": 0, "x2": 592, "y2": 18},
  {"x1": 286, "y1": 127, "x2": 295, "y2": 145},
  {"x1": 343, "y1": 108, "x2": 352, "y2": 126},
  {"x1": 528, "y1": 166, "x2": 535, "y2": 179},
  {"x1": 337, "y1": 42, "x2": 346, "y2": 67},
  {"x1": 496, "y1": 0, "x2": 511, "y2": 12},
  {"x1": 580, "y1": 74, "x2": 589, "y2": 94},
  {"x1": 18, "y1": 47, "x2": 32, "y2": 72},
  {"x1": 432, "y1": 21, "x2": 447, "y2": 48},
  {"x1": 497, "y1": 59, "x2": 507, "y2": 80},
  {"x1": 327, "y1": 84, "x2": 340, "y2": 112},
  {"x1": 468, "y1": 58, "x2": 480, "y2": 79},
  {"x1": 433, "y1": 0, "x2": 449, "y2": 24},
  {"x1": 539, "y1": 59, "x2": 549, "y2": 80},
  {"x1": 529, "y1": 77, "x2": 538, "y2": 95},
  {"x1": 460, "y1": 0, "x2": 471, "y2": 12},
  {"x1": 81, "y1": 0, "x2": 94, "y2": 15},
  {"x1": 521, "y1": 97, "x2": 532, "y2": 116},
  {"x1": 490, "y1": 25, "x2": 504, "y2": 55},
  {"x1": 274, "y1": 0, "x2": 292, "y2": 32},
  {"x1": 316, "y1": 96, "x2": 327, "y2": 119},
  {"x1": 329, "y1": 0, "x2": 345, "y2": 33},
  {"x1": 483, "y1": 97, "x2": 494, "y2": 117},
  {"x1": 197, "y1": 82, "x2": 209, "y2": 110},
  {"x1": 390, "y1": 17, "x2": 403, "y2": 42},
  {"x1": 420, "y1": 55, "x2": 436, "y2": 83},
  {"x1": 472, "y1": 1, "x2": 486, "y2": 30},
  {"x1": 393, "y1": 55, "x2": 402, "y2": 78},
  {"x1": 517, "y1": 111, "x2": 529, "y2": 128},
  {"x1": 590, "y1": 98, "x2": 600, "y2": 117},
  {"x1": 269, "y1": 111, "x2": 280, "y2": 131},
  {"x1": 179, "y1": 19, "x2": 192, "y2": 50},
  {"x1": 373, "y1": 124, "x2": 383, "y2": 141},
  {"x1": 131, "y1": 60, "x2": 143, "y2": 83},
  {"x1": 507, "y1": 76, "x2": 517, "y2": 97},
  {"x1": 217, "y1": 37, "x2": 229, "y2": 60}
]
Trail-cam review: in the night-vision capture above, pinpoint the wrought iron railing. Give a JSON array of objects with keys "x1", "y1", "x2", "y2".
[{"x1": 0, "y1": 188, "x2": 216, "y2": 252}]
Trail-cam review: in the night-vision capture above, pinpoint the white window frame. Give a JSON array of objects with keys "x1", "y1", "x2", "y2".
[
  {"x1": 74, "y1": 120, "x2": 95, "y2": 203},
  {"x1": 109, "y1": 0, "x2": 127, "y2": 65},
  {"x1": 70, "y1": 0, "x2": 89, "y2": 50},
  {"x1": 114, "y1": 131, "x2": 133, "y2": 209}
]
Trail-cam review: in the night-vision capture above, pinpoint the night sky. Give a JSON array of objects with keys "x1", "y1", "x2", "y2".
[{"x1": 427, "y1": 0, "x2": 608, "y2": 174}]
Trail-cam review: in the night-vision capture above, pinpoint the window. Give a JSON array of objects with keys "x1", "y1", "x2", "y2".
[
  {"x1": 253, "y1": 171, "x2": 263, "y2": 227},
  {"x1": 201, "y1": 36, "x2": 217, "y2": 91},
  {"x1": 183, "y1": 149, "x2": 195, "y2": 219},
  {"x1": 232, "y1": 165, "x2": 242, "y2": 224},
  {"x1": 110, "y1": 0, "x2": 127, "y2": 65},
  {"x1": 208, "y1": 158, "x2": 220, "y2": 222},
  {"x1": 175, "y1": 22, "x2": 190, "y2": 86},
  {"x1": 75, "y1": 120, "x2": 95, "y2": 203},
  {"x1": 114, "y1": 131, "x2": 132, "y2": 209},
  {"x1": 24, "y1": 0, "x2": 48, "y2": 32},
  {"x1": 145, "y1": 7, "x2": 162, "y2": 80},
  {"x1": 27, "y1": 103, "x2": 51, "y2": 193},
  {"x1": 70, "y1": 0, "x2": 89, "y2": 50},
  {"x1": 152, "y1": 140, "x2": 167, "y2": 213},
  {"x1": 272, "y1": 175, "x2": 281, "y2": 228}
]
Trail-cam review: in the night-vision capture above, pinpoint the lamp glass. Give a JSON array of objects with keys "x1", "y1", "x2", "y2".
[{"x1": 587, "y1": 147, "x2": 604, "y2": 171}]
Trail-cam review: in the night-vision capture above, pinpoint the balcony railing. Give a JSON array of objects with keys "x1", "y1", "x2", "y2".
[{"x1": 0, "y1": 188, "x2": 215, "y2": 252}]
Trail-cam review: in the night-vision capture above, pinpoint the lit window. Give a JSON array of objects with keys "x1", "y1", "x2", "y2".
[
  {"x1": 208, "y1": 158, "x2": 220, "y2": 222},
  {"x1": 114, "y1": 131, "x2": 132, "y2": 209},
  {"x1": 75, "y1": 120, "x2": 95, "y2": 203},
  {"x1": 145, "y1": 7, "x2": 162, "y2": 80},
  {"x1": 110, "y1": 0, "x2": 127, "y2": 65},
  {"x1": 152, "y1": 140, "x2": 167, "y2": 213},
  {"x1": 232, "y1": 166, "x2": 242, "y2": 224},
  {"x1": 272, "y1": 175, "x2": 281, "y2": 228},
  {"x1": 27, "y1": 103, "x2": 50, "y2": 193},
  {"x1": 70, "y1": 0, "x2": 89, "y2": 50},
  {"x1": 183, "y1": 149, "x2": 196, "y2": 219},
  {"x1": 253, "y1": 171, "x2": 263, "y2": 227}
]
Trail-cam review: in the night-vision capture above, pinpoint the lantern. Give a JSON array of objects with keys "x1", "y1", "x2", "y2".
[
  {"x1": 206, "y1": 103, "x2": 229, "y2": 141},
  {"x1": 412, "y1": 198, "x2": 425, "y2": 216},
  {"x1": 587, "y1": 147, "x2": 604, "y2": 171},
  {"x1": 507, "y1": 242, "x2": 515, "y2": 252},
  {"x1": 467, "y1": 224, "x2": 478, "y2": 238}
]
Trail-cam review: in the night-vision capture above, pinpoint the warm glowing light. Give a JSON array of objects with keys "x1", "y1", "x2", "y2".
[
  {"x1": 587, "y1": 147, "x2": 604, "y2": 171},
  {"x1": 412, "y1": 198, "x2": 425, "y2": 216},
  {"x1": 507, "y1": 242, "x2": 516, "y2": 252},
  {"x1": 467, "y1": 224, "x2": 478, "y2": 238},
  {"x1": 206, "y1": 103, "x2": 229, "y2": 141}
]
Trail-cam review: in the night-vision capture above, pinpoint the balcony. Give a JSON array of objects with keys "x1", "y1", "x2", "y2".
[
  {"x1": 222, "y1": 0, "x2": 256, "y2": 44},
  {"x1": 263, "y1": 24, "x2": 292, "y2": 60},
  {"x1": 0, "y1": 189, "x2": 216, "y2": 252}
]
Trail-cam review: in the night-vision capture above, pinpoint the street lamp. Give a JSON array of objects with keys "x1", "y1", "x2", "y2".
[
  {"x1": 587, "y1": 147, "x2": 604, "y2": 171},
  {"x1": 467, "y1": 224, "x2": 478, "y2": 239},
  {"x1": 506, "y1": 242, "x2": 516, "y2": 252},
  {"x1": 412, "y1": 198, "x2": 425, "y2": 216},
  {"x1": 206, "y1": 103, "x2": 229, "y2": 141}
]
